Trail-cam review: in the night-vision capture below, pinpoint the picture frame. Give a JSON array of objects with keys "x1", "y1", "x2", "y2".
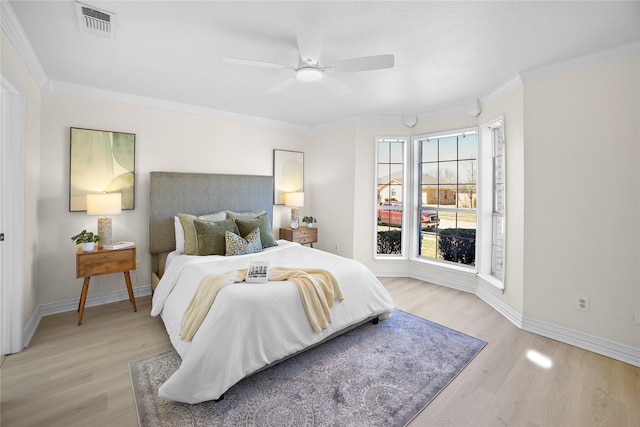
[
  {"x1": 273, "y1": 149, "x2": 304, "y2": 205},
  {"x1": 69, "y1": 127, "x2": 136, "y2": 211}
]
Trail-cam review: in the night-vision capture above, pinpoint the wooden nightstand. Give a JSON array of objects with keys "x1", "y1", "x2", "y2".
[
  {"x1": 75, "y1": 246, "x2": 137, "y2": 325},
  {"x1": 279, "y1": 226, "x2": 318, "y2": 247}
]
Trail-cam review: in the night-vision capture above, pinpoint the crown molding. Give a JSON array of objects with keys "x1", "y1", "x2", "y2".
[
  {"x1": 480, "y1": 74, "x2": 523, "y2": 107},
  {"x1": 47, "y1": 80, "x2": 310, "y2": 133},
  {"x1": 0, "y1": 1, "x2": 48, "y2": 87},
  {"x1": 520, "y1": 41, "x2": 640, "y2": 84}
]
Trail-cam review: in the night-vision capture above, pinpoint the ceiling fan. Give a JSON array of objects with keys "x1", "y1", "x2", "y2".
[{"x1": 222, "y1": 24, "x2": 394, "y2": 96}]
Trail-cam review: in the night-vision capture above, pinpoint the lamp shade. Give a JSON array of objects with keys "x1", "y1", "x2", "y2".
[
  {"x1": 285, "y1": 192, "x2": 304, "y2": 207},
  {"x1": 86, "y1": 193, "x2": 122, "y2": 215}
]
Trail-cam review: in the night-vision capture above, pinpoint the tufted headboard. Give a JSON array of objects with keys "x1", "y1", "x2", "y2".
[{"x1": 149, "y1": 171, "x2": 274, "y2": 284}]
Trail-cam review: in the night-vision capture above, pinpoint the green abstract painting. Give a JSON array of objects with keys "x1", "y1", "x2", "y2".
[{"x1": 70, "y1": 127, "x2": 135, "y2": 211}]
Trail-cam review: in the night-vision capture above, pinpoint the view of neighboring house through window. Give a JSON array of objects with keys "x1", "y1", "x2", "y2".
[
  {"x1": 416, "y1": 129, "x2": 478, "y2": 265},
  {"x1": 375, "y1": 138, "x2": 407, "y2": 256}
]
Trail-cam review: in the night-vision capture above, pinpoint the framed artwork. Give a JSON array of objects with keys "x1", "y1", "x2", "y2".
[
  {"x1": 69, "y1": 127, "x2": 136, "y2": 211},
  {"x1": 273, "y1": 149, "x2": 304, "y2": 205}
]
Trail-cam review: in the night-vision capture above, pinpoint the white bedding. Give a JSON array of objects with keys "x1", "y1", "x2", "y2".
[{"x1": 151, "y1": 240, "x2": 395, "y2": 404}]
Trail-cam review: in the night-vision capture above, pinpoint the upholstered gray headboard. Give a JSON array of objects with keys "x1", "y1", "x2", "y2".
[{"x1": 149, "y1": 172, "x2": 273, "y2": 283}]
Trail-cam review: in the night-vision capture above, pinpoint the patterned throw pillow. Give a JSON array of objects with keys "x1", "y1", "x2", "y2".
[{"x1": 225, "y1": 228, "x2": 263, "y2": 256}]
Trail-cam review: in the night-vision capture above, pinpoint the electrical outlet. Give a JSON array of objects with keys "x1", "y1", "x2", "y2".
[
  {"x1": 575, "y1": 295, "x2": 590, "y2": 312},
  {"x1": 334, "y1": 243, "x2": 339, "y2": 252}
]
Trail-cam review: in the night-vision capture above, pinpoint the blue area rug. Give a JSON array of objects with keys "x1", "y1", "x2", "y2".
[{"x1": 130, "y1": 309, "x2": 486, "y2": 427}]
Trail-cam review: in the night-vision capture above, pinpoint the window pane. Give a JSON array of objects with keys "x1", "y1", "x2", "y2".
[
  {"x1": 459, "y1": 160, "x2": 477, "y2": 184},
  {"x1": 421, "y1": 164, "x2": 439, "y2": 183},
  {"x1": 389, "y1": 142, "x2": 403, "y2": 163},
  {"x1": 421, "y1": 184, "x2": 438, "y2": 206},
  {"x1": 435, "y1": 212, "x2": 477, "y2": 265},
  {"x1": 378, "y1": 141, "x2": 390, "y2": 163},
  {"x1": 457, "y1": 184, "x2": 476, "y2": 208},
  {"x1": 459, "y1": 133, "x2": 477, "y2": 160},
  {"x1": 421, "y1": 139, "x2": 437, "y2": 162},
  {"x1": 439, "y1": 161, "x2": 457, "y2": 183},
  {"x1": 439, "y1": 185, "x2": 457, "y2": 207},
  {"x1": 377, "y1": 164, "x2": 391, "y2": 185},
  {"x1": 439, "y1": 136, "x2": 457, "y2": 161}
]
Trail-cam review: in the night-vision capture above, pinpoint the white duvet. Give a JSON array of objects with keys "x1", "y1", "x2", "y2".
[{"x1": 151, "y1": 240, "x2": 395, "y2": 404}]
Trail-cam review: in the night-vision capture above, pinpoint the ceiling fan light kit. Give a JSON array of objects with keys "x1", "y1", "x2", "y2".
[{"x1": 296, "y1": 67, "x2": 323, "y2": 82}]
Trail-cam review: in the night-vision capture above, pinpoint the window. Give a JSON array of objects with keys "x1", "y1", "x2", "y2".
[
  {"x1": 478, "y1": 118, "x2": 506, "y2": 289},
  {"x1": 374, "y1": 123, "x2": 504, "y2": 279},
  {"x1": 375, "y1": 138, "x2": 407, "y2": 256},
  {"x1": 415, "y1": 129, "x2": 477, "y2": 266}
]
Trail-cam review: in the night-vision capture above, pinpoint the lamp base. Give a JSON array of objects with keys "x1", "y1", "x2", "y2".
[
  {"x1": 97, "y1": 217, "x2": 112, "y2": 248},
  {"x1": 290, "y1": 207, "x2": 300, "y2": 229}
]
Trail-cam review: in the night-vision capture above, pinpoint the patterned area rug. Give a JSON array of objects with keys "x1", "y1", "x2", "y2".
[{"x1": 130, "y1": 310, "x2": 486, "y2": 427}]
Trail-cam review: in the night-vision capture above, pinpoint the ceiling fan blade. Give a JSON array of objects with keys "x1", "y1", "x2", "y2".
[
  {"x1": 222, "y1": 57, "x2": 292, "y2": 70},
  {"x1": 327, "y1": 54, "x2": 395, "y2": 72},
  {"x1": 266, "y1": 77, "x2": 298, "y2": 94},
  {"x1": 318, "y1": 75, "x2": 353, "y2": 97},
  {"x1": 296, "y1": 23, "x2": 323, "y2": 65}
]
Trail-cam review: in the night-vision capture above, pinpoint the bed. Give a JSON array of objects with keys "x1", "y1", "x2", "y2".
[{"x1": 149, "y1": 171, "x2": 395, "y2": 404}]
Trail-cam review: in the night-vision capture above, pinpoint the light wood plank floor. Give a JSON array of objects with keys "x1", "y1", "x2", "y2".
[{"x1": 1, "y1": 277, "x2": 638, "y2": 426}]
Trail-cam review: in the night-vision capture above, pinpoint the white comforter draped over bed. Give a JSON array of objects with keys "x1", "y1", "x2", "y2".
[{"x1": 151, "y1": 240, "x2": 395, "y2": 404}]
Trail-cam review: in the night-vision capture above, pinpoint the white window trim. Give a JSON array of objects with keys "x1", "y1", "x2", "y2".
[
  {"x1": 410, "y1": 126, "x2": 478, "y2": 270},
  {"x1": 477, "y1": 116, "x2": 506, "y2": 290},
  {"x1": 374, "y1": 136, "x2": 410, "y2": 260}
]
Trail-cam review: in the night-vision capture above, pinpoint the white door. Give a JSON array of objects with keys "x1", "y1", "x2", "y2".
[{"x1": 1, "y1": 73, "x2": 26, "y2": 355}]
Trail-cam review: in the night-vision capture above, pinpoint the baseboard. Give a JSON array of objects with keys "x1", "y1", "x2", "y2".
[
  {"x1": 376, "y1": 270, "x2": 639, "y2": 368},
  {"x1": 22, "y1": 285, "x2": 153, "y2": 347},
  {"x1": 522, "y1": 317, "x2": 640, "y2": 368},
  {"x1": 475, "y1": 283, "x2": 524, "y2": 329}
]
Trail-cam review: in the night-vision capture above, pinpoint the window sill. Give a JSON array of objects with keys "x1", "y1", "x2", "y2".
[
  {"x1": 410, "y1": 257, "x2": 477, "y2": 276},
  {"x1": 477, "y1": 273, "x2": 505, "y2": 291}
]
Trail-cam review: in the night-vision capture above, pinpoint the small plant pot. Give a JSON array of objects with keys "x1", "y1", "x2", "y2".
[
  {"x1": 305, "y1": 223, "x2": 314, "y2": 228},
  {"x1": 81, "y1": 242, "x2": 95, "y2": 252}
]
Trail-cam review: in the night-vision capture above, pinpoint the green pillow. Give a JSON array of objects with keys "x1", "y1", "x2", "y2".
[
  {"x1": 225, "y1": 228, "x2": 262, "y2": 256},
  {"x1": 194, "y1": 219, "x2": 239, "y2": 256},
  {"x1": 177, "y1": 211, "x2": 227, "y2": 255},
  {"x1": 234, "y1": 213, "x2": 278, "y2": 248},
  {"x1": 226, "y1": 210, "x2": 266, "y2": 219}
]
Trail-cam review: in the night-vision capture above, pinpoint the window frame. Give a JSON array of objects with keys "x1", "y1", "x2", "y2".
[
  {"x1": 477, "y1": 116, "x2": 506, "y2": 290},
  {"x1": 410, "y1": 127, "x2": 479, "y2": 268},
  {"x1": 374, "y1": 136, "x2": 410, "y2": 259}
]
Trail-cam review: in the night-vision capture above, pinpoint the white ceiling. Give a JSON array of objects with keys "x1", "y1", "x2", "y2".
[{"x1": 8, "y1": 1, "x2": 640, "y2": 129}]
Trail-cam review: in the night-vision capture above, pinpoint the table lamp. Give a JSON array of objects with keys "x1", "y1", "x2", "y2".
[
  {"x1": 86, "y1": 193, "x2": 121, "y2": 248},
  {"x1": 285, "y1": 192, "x2": 304, "y2": 229}
]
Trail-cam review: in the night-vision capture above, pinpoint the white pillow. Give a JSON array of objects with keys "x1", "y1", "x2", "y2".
[{"x1": 174, "y1": 216, "x2": 185, "y2": 253}]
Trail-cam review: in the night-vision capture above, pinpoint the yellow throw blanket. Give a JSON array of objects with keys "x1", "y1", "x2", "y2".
[{"x1": 180, "y1": 267, "x2": 344, "y2": 342}]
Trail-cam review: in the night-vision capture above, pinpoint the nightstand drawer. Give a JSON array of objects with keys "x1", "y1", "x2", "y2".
[
  {"x1": 76, "y1": 247, "x2": 136, "y2": 278},
  {"x1": 279, "y1": 227, "x2": 318, "y2": 246}
]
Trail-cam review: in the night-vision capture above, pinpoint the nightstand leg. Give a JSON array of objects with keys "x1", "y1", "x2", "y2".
[
  {"x1": 78, "y1": 277, "x2": 90, "y2": 325},
  {"x1": 124, "y1": 271, "x2": 138, "y2": 312}
]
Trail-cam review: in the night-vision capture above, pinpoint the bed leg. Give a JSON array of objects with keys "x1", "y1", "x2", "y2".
[
  {"x1": 214, "y1": 394, "x2": 224, "y2": 402},
  {"x1": 371, "y1": 317, "x2": 379, "y2": 325}
]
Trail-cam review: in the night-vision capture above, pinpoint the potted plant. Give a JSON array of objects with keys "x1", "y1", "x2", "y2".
[
  {"x1": 71, "y1": 230, "x2": 99, "y2": 252},
  {"x1": 302, "y1": 216, "x2": 317, "y2": 228}
]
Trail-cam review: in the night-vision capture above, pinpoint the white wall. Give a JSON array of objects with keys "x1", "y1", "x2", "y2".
[
  {"x1": 37, "y1": 92, "x2": 311, "y2": 305},
  {"x1": 523, "y1": 57, "x2": 640, "y2": 348},
  {"x1": 1, "y1": 30, "x2": 41, "y2": 329},
  {"x1": 305, "y1": 123, "x2": 358, "y2": 258}
]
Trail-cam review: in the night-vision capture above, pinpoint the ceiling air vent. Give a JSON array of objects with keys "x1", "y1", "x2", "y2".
[{"x1": 75, "y1": 2, "x2": 116, "y2": 39}]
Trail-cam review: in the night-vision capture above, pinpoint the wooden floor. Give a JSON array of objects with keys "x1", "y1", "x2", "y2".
[{"x1": 1, "y1": 277, "x2": 638, "y2": 426}]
